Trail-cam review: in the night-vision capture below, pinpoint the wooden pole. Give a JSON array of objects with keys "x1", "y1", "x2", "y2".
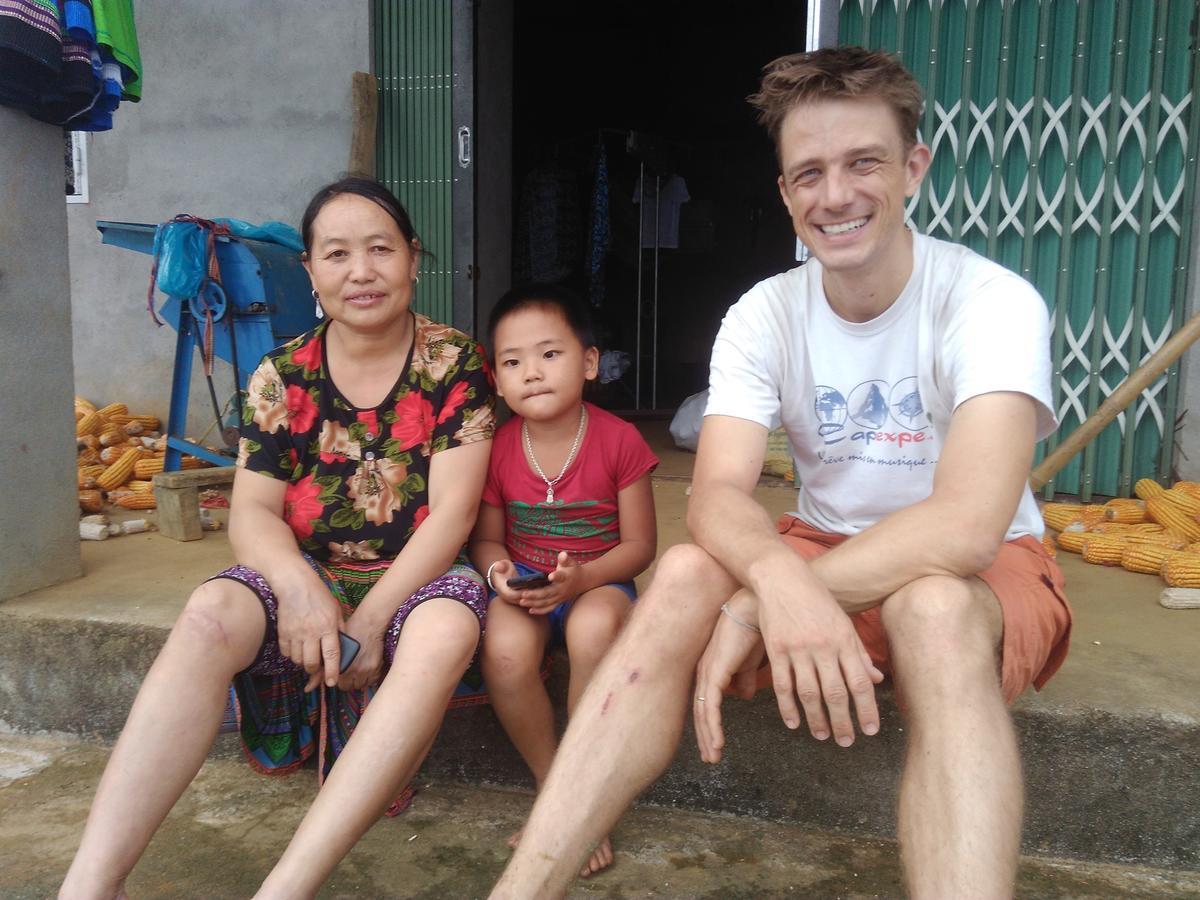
[
  {"x1": 1030, "y1": 309, "x2": 1200, "y2": 492},
  {"x1": 348, "y1": 72, "x2": 378, "y2": 178}
]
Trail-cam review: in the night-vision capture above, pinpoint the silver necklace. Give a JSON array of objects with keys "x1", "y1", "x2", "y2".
[{"x1": 522, "y1": 405, "x2": 588, "y2": 504}]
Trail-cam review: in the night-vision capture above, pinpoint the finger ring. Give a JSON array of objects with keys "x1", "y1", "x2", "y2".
[{"x1": 696, "y1": 696, "x2": 706, "y2": 702}]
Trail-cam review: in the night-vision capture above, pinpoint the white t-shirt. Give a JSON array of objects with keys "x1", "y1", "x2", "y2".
[
  {"x1": 706, "y1": 232, "x2": 1056, "y2": 540},
  {"x1": 633, "y1": 174, "x2": 689, "y2": 249}
]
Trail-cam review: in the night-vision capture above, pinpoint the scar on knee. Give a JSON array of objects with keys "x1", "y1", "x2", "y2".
[
  {"x1": 601, "y1": 692, "x2": 613, "y2": 715},
  {"x1": 627, "y1": 669, "x2": 640, "y2": 684}
]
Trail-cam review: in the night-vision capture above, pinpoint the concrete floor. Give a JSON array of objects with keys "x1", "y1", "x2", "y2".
[
  {"x1": 2, "y1": 730, "x2": 1198, "y2": 899},
  {"x1": 2, "y1": 423, "x2": 1199, "y2": 895}
]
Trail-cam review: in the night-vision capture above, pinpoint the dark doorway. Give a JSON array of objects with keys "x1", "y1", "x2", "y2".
[{"x1": 511, "y1": 1, "x2": 806, "y2": 412}]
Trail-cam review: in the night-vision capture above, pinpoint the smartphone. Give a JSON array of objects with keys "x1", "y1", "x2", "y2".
[
  {"x1": 338, "y1": 632, "x2": 361, "y2": 674},
  {"x1": 507, "y1": 571, "x2": 552, "y2": 590}
]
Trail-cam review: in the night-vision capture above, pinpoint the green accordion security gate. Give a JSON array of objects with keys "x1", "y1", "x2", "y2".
[
  {"x1": 372, "y1": 0, "x2": 474, "y2": 332},
  {"x1": 840, "y1": 0, "x2": 1200, "y2": 500}
]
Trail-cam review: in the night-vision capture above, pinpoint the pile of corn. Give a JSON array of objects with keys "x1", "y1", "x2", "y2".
[
  {"x1": 74, "y1": 397, "x2": 207, "y2": 514},
  {"x1": 1041, "y1": 478, "x2": 1200, "y2": 587}
]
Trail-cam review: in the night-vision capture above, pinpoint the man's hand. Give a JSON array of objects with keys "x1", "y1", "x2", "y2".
[
  {"x1": 517, "y1": 551, "x2": 582, "y2": 614},
  {"x1": 693, "y1": 590, "x2": 766, "y2": 764},
  {"x1": 758, "y1": 575, "x2": 884, "y2": 746}
]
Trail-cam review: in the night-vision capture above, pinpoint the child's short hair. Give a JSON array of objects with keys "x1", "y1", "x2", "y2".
[{"x1": 488, "y1": 283, "x2": 597, "y2": 353}]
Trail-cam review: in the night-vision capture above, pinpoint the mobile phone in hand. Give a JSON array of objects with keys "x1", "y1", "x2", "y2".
[
  {"x1": 507, "y1": 571, "x2": 552, "y2": 590},
  {"x1": 338, "y1": 632, "x2": 361, "y2": 673}
]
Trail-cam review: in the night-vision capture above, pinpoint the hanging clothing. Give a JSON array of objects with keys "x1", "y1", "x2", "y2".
[
  {"x1": 0, "y1": 0, "x2": 141, "y2": 129},
  {"x1": 633, "y1": 173, "x2": 690, "y2": 249},
  {"x1": 514, "y1": 161, "x2": 582, "y2": 283},
  {"x1": 587, "y1": 140, "x2": 610, "y2": 306}
]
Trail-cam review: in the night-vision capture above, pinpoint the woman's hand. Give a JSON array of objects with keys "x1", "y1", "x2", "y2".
[
  {"x1": 274, "y1": 566, "x2": 345, "y2": 692},
  {"x1": 518, "y1": 551, "x2": 582, "y2": 615},
  {"x1": 336, "y1": 607, "x2": 388, "y2": 692}
]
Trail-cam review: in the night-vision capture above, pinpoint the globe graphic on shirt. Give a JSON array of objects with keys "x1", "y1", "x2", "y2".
[
  {"x1": 813, "y1": 386, "x2": 847, "y2": 437},
  {"x1": 847, "y1": 380, "x2": 889, "y2": 430},
  {"x1": 889, "y1": 376, "x2": 927, "y2": 430}
]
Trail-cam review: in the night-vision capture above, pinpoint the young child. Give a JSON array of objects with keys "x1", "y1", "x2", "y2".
[{"x1": 470, "y1": 283, "x2": 658, "y2": 878}]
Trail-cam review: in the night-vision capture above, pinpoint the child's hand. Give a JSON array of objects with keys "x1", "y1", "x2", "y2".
[
  {"x1": 487, "y1": 558, "x2": 526, "y2": 606},
  {"x1": 519, "y1": 551, "x2": 581, "y2": 614}
]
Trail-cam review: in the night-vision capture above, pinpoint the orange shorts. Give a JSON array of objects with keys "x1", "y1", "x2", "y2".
[{"x1": 772, "y1": 515, "x2": 1073, "y2": 704}]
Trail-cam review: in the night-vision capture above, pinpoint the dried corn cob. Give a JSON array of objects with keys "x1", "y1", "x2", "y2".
[
  {"x1": 78, "y1": 489, "x2": 104, "y2": 514},
  {"x1": 1080, "y1": 507, "x2": 1106, "y2": 527},
  {"x1": 74, "y1": 397, "x2": 97, "y2": 416},
  {"x1": 107, "y1": 413, "x2": 133, "y2": 426},
  {"x1": 1041, "y1": 503, "x2": 1084, "y2": 532},
  {"x1": 96, "y1": 448, "x2": 142, "y2": 491},
  {"x1": 126, "y1": 480, "x2": 154, "y2": 494},
  {"x1": 1087, "y1": 522, "x2": 1134, "y2": 534},
  {"x1": 1163, "y1": 488, "x2": 1200, "y2": 517},
  {"x1": 77, "y1": 465, "x2": 106, "y2": 489},
  {"x1": 1056, "y1": 531, "x2": 1087, "y2": 553},
  {"x1": 95, "y1": 402, "x2": 128, "y2": 419},
  {"x1": 77, "y1": 448, "x2": 101, "y2": 467},
  {"x1": 1041, "y1": 533, "x2": 1057, "y2": 558},
  {"x1": 99, "y1": 444, "x2": 138, "y2": 465},
  {"x1": 75, "y1": 412, "x2": 105, "y2": 437},
  {"x1": 1146, "y1": 496, "x2": 1200, "y2": 542},
  {"x1": 1172, "y1": 481, "x2": 1200, "y2": 499},
  {"x1": 98, "y1": 426, "x2": 127, "y2": 447},
  {"x1": 115, "y1": 493, "x2": 158, "y2": 510},
  {"x1": 129, "y1": 414, "x2": 162, "y2": 431},
  {"x1": 1081, "y1": 535, "x2": 1126, "y2": 566},
  {"x1": 1103, "y1": 501, "x2": 1147, "y2": 524},
  {"x1": 1134, "y1": 478, "x2": 1167, "y2": 501},
  {"x1": 1120, "y1": 543, "x2": 1179, "y2": 575},
  {"x1": 1160, "y1": 587, "x2": 1200, "y2": 608},
  {"x1": 1162, "y1": 554, "x2": 1200, "y2": 587},
  {"x1": 133, "y1": 455, "x2": 206, "y2": 479},
  {"x1": 122, "y1": 421, "x2": 145, "y2": 436}
]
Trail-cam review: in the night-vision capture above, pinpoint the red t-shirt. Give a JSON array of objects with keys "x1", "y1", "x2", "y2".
[{"x1": 482, "y1": 403, "x2": 658, "y2": 570}]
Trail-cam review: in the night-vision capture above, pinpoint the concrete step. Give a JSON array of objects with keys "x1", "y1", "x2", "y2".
[
  {"x1": 3, "y1": 730, "x2": 1198, "y2": 899},
  {"x1": 1, "y1": 481, "x2": 1198, "y2": 874}
]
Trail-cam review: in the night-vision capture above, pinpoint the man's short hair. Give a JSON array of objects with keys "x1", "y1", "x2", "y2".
[{"x1": 748, "y1": 46, "x2": 924, "y2": 158}]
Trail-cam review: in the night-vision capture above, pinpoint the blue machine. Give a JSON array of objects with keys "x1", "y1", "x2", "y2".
[{"x1": 97, "y1": 220, "x2": 318, "y2": 470}]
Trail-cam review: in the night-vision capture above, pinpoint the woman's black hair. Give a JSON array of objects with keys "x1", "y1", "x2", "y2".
[
  {"x1": 487, "y1": 283, "x2": 596, "y2": 353},
  {"x1": 300, "y1": 176, "x2": 420, "y2": 254}
]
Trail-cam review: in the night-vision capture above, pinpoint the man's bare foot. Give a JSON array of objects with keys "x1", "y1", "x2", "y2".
[{"x1": 579, "y1": 835, "x2": 613, "y2": 877}]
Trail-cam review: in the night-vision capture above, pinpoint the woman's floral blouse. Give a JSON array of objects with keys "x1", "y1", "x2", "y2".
[{"x1": 238, "y1": 314, "x2": 495, "y2": 562}]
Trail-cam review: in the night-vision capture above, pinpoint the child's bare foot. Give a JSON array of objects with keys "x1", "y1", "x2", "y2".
[{"x1": 579, "y1": 835, "x2": 613, "y2": 877}]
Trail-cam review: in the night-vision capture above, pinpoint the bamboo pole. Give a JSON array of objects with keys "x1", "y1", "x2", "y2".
[{"x1": 1030, "y1": 310, "x2": 1200, "y2": 491}]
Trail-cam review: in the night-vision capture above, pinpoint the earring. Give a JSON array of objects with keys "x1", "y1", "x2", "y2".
[
  {"x1": 413, "y1": 274, "x2": 420, "y2": 284},
  {"x1": 312, "y1": 288, "x2": 324, "y2": 319}
]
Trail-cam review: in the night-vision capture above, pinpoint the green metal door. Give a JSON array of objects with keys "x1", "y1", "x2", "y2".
[
  {"x1": 839, "y1": 0, "x2": 1200, "y2": 499},
  {"x1": 373, "y1": 0, "x2": 475, "y2": 333}
]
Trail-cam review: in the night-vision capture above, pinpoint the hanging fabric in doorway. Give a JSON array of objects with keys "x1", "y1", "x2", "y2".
[
  {"x1": 633, "y1": 173, "x2": 689, "y2": 249},
  {"x1": 587, "y1": 139, "x2": 610, "y2": 307}
]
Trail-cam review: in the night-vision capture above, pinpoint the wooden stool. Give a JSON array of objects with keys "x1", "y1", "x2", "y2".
[{"x1": 152, "y1": 466, "x2": 237, "y2": 541}]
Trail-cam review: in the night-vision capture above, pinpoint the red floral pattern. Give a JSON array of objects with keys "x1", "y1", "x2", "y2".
[
  {"x1": 237, "y1": 314, "x2": 495, "y2": 561},
  {"x1": 283, "y1": 474, "x2": 325, "y2": 540}
]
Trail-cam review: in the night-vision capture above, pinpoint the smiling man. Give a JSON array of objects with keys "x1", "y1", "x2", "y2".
[{"x1": 490, "y1": 47, "x2": 1073, "y2": 900}]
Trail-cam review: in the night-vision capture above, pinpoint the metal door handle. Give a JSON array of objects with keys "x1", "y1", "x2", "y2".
[{"x1": 457, "y1": 126, "x2": 471, "y2": 168}]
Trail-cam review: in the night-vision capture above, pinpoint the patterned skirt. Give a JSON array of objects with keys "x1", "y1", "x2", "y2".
[{"x1": 208, "y1": 555, "x2": 488, "y2": 814}]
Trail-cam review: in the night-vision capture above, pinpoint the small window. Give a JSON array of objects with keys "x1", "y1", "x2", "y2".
[{"x1": 66, "y1": 131, "x2": 88, "y2": 204}]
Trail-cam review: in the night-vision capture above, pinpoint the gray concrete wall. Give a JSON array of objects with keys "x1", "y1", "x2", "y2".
[
  {"x1": 67, "y1": 0, "x2": 371, "y2": 438},
  {"x1": 0, "y1": 108, "x2": 83, "y2": 599}
]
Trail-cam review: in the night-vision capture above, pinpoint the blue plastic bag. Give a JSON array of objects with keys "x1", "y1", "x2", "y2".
[
  {"x1": 215, "y1": 218, "x2": 304, "y2": 253},
  {"x1": 152, "y1": 220, "x2": 207, "y2": 298}
]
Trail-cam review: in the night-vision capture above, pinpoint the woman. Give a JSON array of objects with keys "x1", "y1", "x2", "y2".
[{"x1": 60, "y1": 177, "x2": 495, "y2": 899}]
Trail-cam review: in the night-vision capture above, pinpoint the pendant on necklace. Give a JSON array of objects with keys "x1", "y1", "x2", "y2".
[{"x1": 545, "y1": 486, "x2": 555, "y2": 504}]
